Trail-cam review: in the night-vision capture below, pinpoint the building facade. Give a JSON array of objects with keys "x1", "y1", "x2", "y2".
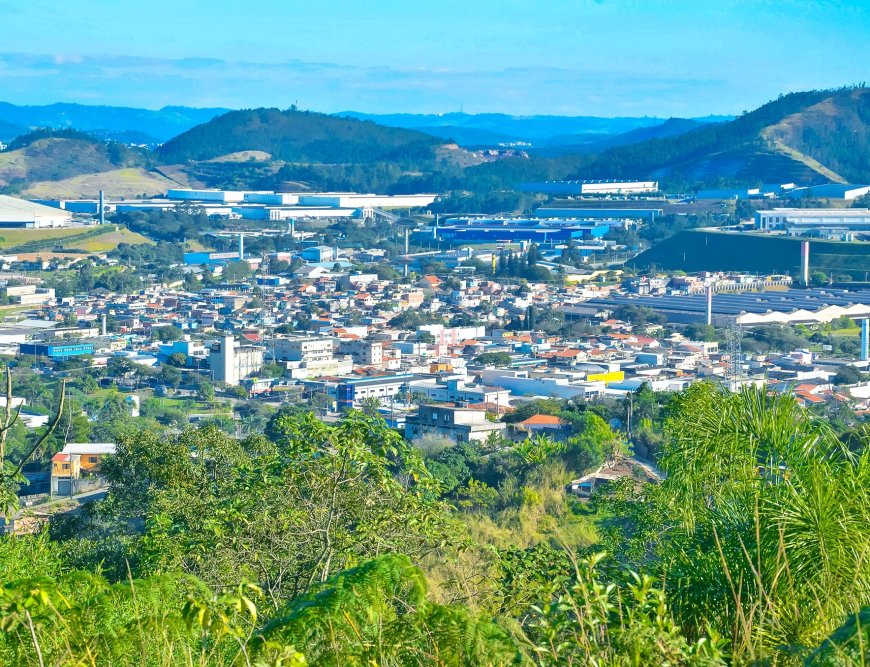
[
  {"x1": 210, "y1": 335, "x2": 264, "y2": 386},
  {"x1": 405, "y1": 404, "x2": 506, "y2": 443}
]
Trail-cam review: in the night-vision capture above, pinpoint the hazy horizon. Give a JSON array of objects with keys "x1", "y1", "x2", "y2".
[{"x1": 2, "y1": 0, "x2": 868, "y2": 117}]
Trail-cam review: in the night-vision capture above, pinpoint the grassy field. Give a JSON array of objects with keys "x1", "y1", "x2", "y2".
[
  {"x1": 69, "y1": 227, "x2": 152, "y2": 252},
  {"x1": 634, "y1": 230, "x2": 870, "y2": 280},
  {"x1": 0, "y1": 225, "x2": 151, "y2": 253},
  {"x1": 0, "y1": 228, "x2": 90, "y2": 249},
  {"x1": 21, "y1": 167, "x2": 181, "y2": 199}
]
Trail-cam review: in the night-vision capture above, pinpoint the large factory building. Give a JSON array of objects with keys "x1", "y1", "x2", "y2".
[{"x1": 519, "y1": 180, "x2": 658, "y2": 196}]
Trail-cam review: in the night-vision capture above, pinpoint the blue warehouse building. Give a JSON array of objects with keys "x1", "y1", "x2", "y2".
[
  {"x1": 535, "y1": 208, "x2": 662, "y2": 222},
  {"x1": 20, "y1": 342, "x2": 95, "y2": 360},
  {"x1": 427, "y1": 218, "x2": 609, "y2": 244},
  {"x1": 183, "y1": 251, "x2": 243, "y2": 266}
]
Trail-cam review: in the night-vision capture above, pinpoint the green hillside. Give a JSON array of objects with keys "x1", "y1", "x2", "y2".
[
  {"x1": 158, "y1": 108, "x2": 441, "y2": 164},
  {"x1": 633, "y1": 229, "x2": 870, "y2": 280},
  {"x1": 574, "y1": 88, "x2": 870, "y2": 186},
  {"x1": 0, "y1": 129, "x2": 149, "y2": 193}
]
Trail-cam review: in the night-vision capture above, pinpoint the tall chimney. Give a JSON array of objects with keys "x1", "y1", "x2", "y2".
[
  {"x1": 801, "y1": 240, "x2": 810, "y2": 286},
  {"x1": 101, "y1": 313, "x2": 107, "y2": 336},
  {"x1": 238, "y1": 233, "x2": 244, "y2": 260},
  {"x1": 99, "y1": 190, "x2": 105, "y2": 225},
  {"x1": 861, "y1": 318, "x2": 869, "y2": 362},
  {"x1": 705, "y1": 285, "x2": 713, "y2": 326},
  {"x1": 404, "y1": 227, "x2": 409, "y2": 254}
]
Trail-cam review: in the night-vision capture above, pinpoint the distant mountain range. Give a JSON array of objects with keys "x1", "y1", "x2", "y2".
[
  {"x1": 0, "y1": 101, "x2": 730, "y2": 149},
  {"x1": 0, "y1": 88, "x2": 868, "y2": 199},
  {"x1": 337, "y1": 111, "x2": 731, "y2": 147},
  {"x1": 0, "y1": 103, "x2": 230, "y2": 143}
]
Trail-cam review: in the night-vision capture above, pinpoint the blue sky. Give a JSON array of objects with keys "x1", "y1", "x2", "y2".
[{"x1": 1, "y1": 0, "x2": 868, "y2": 116}]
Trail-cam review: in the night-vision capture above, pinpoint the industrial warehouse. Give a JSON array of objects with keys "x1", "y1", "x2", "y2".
[
  {"x1": 755, "y1": 208, "x2": 870, "y2": 239},
  {"x1": 567, "y1": 286, "x2": 870, "y2": 360},
  {"x1": 35, "y1": 189, "x2": 437, "y2": 222}
]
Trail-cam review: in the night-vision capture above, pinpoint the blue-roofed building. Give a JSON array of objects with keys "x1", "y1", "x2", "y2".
[
  {"x1": 183, "y1": 251, "x2": 242, "y2": 266},
  {"x1": 535, "y1": 208, "x2": 662, "y2": 222},
  {"x1": 20, "y1": 342, "x2": 94, "y2": 360},
  {"x1": 424, "y1": 217, "x2": 609, "y2": 244}
]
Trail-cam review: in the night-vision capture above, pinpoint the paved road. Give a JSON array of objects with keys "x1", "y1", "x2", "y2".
[{"x1": 16, "y1": 487, "x2": 107, "y2": 518}]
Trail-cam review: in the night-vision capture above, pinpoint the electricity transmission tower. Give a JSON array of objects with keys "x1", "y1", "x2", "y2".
[{"x1": 725, "y1": 318, "x2": 744, "y2": 391}]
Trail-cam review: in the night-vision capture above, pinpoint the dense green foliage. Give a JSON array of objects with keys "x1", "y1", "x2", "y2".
[
  {"x1": 157, "y1": 108, "x2": 440, "y2": 164},
  {"x1": 0, "y1": 384, "x2": 867, "y2": 665}
]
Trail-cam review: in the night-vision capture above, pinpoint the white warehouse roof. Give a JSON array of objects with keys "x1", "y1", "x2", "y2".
[
  {"x1": 61, "y1": 443, "x2": 117, "y2": 455},
  {"x1": 0, "y1": 195, "x2": 72, "y2": 224}
]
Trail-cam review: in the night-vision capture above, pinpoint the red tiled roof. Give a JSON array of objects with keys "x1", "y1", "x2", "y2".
[{"x1": 521, "y1": 414, "x2": 564, "y2": 426}]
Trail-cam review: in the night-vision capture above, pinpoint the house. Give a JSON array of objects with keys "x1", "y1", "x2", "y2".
[
  {"x1": 50, "y1": 442, "x2": 115, "y2": 495},
  {"x1": 519, "y1": 414, "x2": 567, "y2": 436},
  {"x1": 405, "y1": 403, "x2": 506, "y2": 443},
  {"x1": 418, "y1": 275, "x2": 443, "y2": 290}
]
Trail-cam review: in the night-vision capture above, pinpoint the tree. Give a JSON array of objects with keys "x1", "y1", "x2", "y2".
[
  {"x1": 0, "y1": 370, "x2": 67, "y2": 514},
  {"x1": 153, "y1": 326, "x2": 183, "y2": 342},
  {"x1": 475, "y1": 352, "x2": 512, "y2": 366},
  {"x1": 167, "y1": 352, "x2": 187, "y2": 368},
  {"x1": 107, "y1": 412, "x2": 461, "y2": 605},
  {"x1": 158, "y1": 364, "x2": 183, "y2": 388},
  {"x1": 358, "y1": 396, "x2": 382, "y2": 417},
  {"x1": 198, "y1": 381, "x2": 215, "y2": 402},
  {"x1": 684, "y1": 323, "x2": 716, "y2": 341},
  {"x1": 810, "y1": 270, "x2": 829, "y2": 286},
  {"x1": 832, "y1": 365, "x2": 864, "y2": 385},
  {"x1": 563, "y1": 411, "x2": 614, "y2": 473},
  {"x1": 609, "y1": 383, "x2": 870, "y2": 656},
  {"x1": 613, "y1": 304, "x2": 666, "y2": 327}
]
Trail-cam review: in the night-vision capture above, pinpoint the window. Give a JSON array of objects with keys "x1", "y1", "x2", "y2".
[{"x1": 89, "y1": 456, "x2": 98, "y2": 463}]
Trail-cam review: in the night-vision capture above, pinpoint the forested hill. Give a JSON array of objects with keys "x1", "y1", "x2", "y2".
[
  {"x1": 0, "y1": 128, "x2": 150, "y2": 190},
  {"x1": 575, "y1": 87, "x2": 870, "y2": 185},
  {"x1": 157, "y1": 108, "x2": 442, "y2": 164}
]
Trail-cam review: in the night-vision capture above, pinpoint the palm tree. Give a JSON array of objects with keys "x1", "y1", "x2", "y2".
[{"x1": 651, "y1": 383, "x2": 870, "y2": 658}]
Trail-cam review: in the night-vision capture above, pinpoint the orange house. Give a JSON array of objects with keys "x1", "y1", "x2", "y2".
[{"x1": 52, "y1": 443, "x2": 116, "y2": 478}]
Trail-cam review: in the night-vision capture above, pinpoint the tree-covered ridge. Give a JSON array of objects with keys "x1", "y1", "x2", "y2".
[
  {"x1": 157, "y1": 107, "x2": 441, "y2": 164},
  {"x1": 4, "y1": 87, "x2": 870, "y2": 197},
  {"x1": 572, "y1": 88, "x2": 865, "y2": 185},
  {"x1": 0, "y1": 384, "x2": 866, "y2": 665},
  {"x1": 0, "y1": 128, "x2": 150, "y2": 191},
  {"x1": 762, "y1": 87, "x2": 870, "y2": 183}
]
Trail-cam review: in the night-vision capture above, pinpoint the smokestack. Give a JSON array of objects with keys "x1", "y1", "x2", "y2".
[
  {"x1": 861, "y1": 318, "x2": 869, "y2": 362},
  {"x1": 99, "y1": 190, "x2": 105, "y2": 225},
  {"x1": 404, "y1": 227, "x2": 409, "y2": 254},
  {"x1": 403, "y1": 263, "x2": 408, "y2": 278},
  {"x1": 433, "y1": 213, "x2": 439, "y2": 238},
  {"x1": 238, "y1": 233, "x2": 244, "y2": 260},
  {"x1": 101, "y1": 313, "x2": 107, "y2": 336},
  {"x1": 705, "y1": 285, "x2": 713, "y2": 326},
  {"x1": 801, "y1": 240, "x2": 810, "y2": 286}
]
